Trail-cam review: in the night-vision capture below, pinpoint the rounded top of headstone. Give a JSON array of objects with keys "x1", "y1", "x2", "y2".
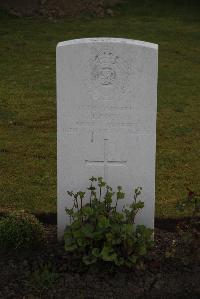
[{"x1": 57, "y1": 37, "x2": 158, "y2": 50}]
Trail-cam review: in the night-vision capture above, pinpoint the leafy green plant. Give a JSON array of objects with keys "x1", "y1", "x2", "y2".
[
  {"x1": 64, "y1": 177, "x2": 153, "y2": 268},
  {"x1": 27, "y1": 262, "x2": 59, "y2": 296},
  {"x1": 166, "y1": 188, "x2": 200, "y2": 265},
  {"x1": 0, "y1": 210, "x2": 44, "y2": 250}
]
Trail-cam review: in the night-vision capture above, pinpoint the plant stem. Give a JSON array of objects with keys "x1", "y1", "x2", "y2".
[
  {"x1": 99, "y1": 186, "x2": 102, "y2": 203},
  {"x1": 89, "y1": 183, "x2": 92, "y2": 207},
  {"x1": 115, "y1": 197, "x2": 118, "y2": 211},
  {"x1": 80, "y1": 195, "x2": 83, "y2": 223}
]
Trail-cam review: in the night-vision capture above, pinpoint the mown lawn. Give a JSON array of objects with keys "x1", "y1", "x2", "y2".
[{"x1": 0, "y1": 1, "x2": 199, "y2": 218}]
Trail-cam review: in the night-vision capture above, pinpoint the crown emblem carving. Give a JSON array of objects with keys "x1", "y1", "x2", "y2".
[
  {"x1": 95, "y1": 49, "x2": 119, "y2": 65},
  {"x1": 88, "y1": 46, "x2": 130, "y2": 96},
  {"x1": 91, "y1": 48, "x2": 119, "y2": 86}
]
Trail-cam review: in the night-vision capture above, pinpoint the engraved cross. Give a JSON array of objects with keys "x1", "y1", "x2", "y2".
[{"x1": 85, "y1": 139, "x2": 127, "y2": 181}]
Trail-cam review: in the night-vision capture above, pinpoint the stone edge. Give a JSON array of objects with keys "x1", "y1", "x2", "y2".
[{"x1": 57, "y1": 37, "x2": 158, "y2": 50}]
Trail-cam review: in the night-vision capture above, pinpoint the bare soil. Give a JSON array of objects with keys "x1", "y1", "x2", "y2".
[{"x1": 0, "y1": 225, "x2": 199, "y2": 299}]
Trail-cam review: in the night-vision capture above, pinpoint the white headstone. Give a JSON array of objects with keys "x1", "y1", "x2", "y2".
[{"x1": 57, "y1": 38, "x2": 158, "y2": 238}]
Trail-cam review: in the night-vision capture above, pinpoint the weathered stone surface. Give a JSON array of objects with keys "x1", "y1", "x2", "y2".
[{"x1": 57, "y1": 38, "x2": 158, "y2": 237}]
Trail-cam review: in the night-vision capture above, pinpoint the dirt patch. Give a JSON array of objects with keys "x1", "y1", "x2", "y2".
[
  {"x1": 0, "y1": 0, "x2": 123, "y2": 17},
  {"x1": 0, "y1": 225, "x2": 199, "y2": 298}
]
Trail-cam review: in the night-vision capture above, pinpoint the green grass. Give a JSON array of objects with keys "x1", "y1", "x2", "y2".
[{"x1": 0, "y1": 1, "x2": 200, "y2": 218}]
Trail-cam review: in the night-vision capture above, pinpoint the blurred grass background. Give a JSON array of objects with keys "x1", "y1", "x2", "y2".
[{"x1": 0, "y1": 0, "x2": 199, "y2": 218}]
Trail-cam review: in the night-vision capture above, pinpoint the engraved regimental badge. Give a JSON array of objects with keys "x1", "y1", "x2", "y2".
[{"x1": 86, "y1": 47, "x2": 130, "y2": 101}]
